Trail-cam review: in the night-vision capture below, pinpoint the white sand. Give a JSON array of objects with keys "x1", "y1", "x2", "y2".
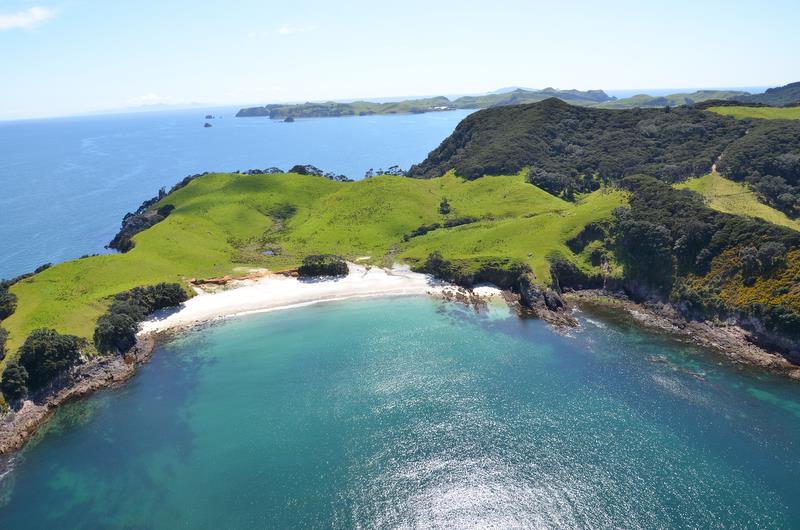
[{"x1": 139, "y1": 263, "x2": 484, "y2": 335}]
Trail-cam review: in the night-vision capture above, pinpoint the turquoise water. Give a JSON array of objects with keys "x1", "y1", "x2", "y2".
[
  {"x1": 0, "y1": 109, "x2": 471, "y2": 278},
  {"x1": 1, "y1": 296, "x2": 799, "y2": 528}
]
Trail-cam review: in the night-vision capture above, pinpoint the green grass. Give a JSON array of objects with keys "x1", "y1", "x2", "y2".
[
  {"x1": 2, "y1": 171, "x2": 626, "y2": 354},
  {"x1": 676, "y1": 172, "x2": 800, "y2": 231},
  {"x1": 707, "y1": 106, "x2": 800, "y2": 120},
  {"x1": 400, "y1": 187, "x2": 625, "y2": 280}
]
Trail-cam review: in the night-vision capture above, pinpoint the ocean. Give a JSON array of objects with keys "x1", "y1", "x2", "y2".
[
  {"x1": 0, "y1": 108, "x2": 472, "y2": 278},
  {"x1": 1, "y1": 297, "x2": 798, "y2": 528}
]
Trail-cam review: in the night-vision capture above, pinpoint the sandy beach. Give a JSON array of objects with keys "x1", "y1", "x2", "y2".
[{"x1": 139, "y1": 263, "x2": 489, "y2": 335}]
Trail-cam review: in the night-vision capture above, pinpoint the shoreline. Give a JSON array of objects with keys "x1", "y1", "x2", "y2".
[
  {"x1": 139, "y1": 263, "x2": 474, "y2": 335},
  {"x1": 0, "y1": 264, "x2": 501, "y2": 458},
  {"x1": 1, "y1": 267, "x2": 798, "y2": 460},
  {"x1": 566, "y1": 290, "x2": 800, "y2": 380}
]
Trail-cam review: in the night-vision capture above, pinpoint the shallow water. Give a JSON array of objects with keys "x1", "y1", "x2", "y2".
[
  {"x1": 0, "y1": 109, "x2": 471, "y2": 278},
  {"x1": 1, "y1": 297, "x2": 798, "y2": 529}
]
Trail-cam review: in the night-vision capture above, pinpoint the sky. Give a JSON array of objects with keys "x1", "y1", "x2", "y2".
[{"x1": 1, "y1": 0, "x2": 798, "y2": 119}]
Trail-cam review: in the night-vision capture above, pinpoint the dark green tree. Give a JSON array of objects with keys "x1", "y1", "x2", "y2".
[
  {"x1": 1, "y1": 362, "x2": 28, "y2": 402},
  {"x1": 18, "y1": 328, "x2": 84, "y2": 391},
  {"x1": 94, "y1": 313, "x2": 139, "y2": 354},
  {"x1": 0, "y1": 327, "x2": 7, "y2": 361},
  {"x1": 0, "y1": 287, "x2": 17, "y2": 320}
]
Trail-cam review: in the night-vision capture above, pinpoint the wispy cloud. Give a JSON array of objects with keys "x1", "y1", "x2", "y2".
[
  {"x1": 276, "y1": 24, "x2": 316, "y2": 35},
  {"x1": 0, "y1": 6, "x2": 56, "y2": 31}
]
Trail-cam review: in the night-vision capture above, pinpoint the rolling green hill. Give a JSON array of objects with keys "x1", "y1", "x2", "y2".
[
  {"x1": 595, "y1": 90, "x2": 747, "y2": 109},
  {"x1": 0, "y1": 171, "x2": 625, "y2": 354},
  {"x1": 408, "y1": 98, "x2": 747, "y2": 183},
  {"x1": 707, "y1": 105, "x2": 800, "y2": 120}
]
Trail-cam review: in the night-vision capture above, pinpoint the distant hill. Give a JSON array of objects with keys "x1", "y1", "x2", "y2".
[
  {"x1": 595, "y1": 90, "x2": 748, "y2": 109},
  {"x1": 733, "y1": 81, "x2": 800, "y2": 106},
  {"x1": 408, "y1": 98, "x2": 746, "y2": 184},
  {"x1": 235, "y1": 88, "x2": 615, "y2": 118}
]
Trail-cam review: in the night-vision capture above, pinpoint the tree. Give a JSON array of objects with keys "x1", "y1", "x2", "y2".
[
  {"x1": 757, "y1": 242, "x2": 786, "y2": 271},
  {"x1": 1, "y1": 362, "x2": 28, "y2": 402},
  {"x1": 0, "y1": 327, "x2": 7, "y2": 360},
  {"x1": 439, "y1": 198, "x2": 451, "y2": 215},
  {"x1": 297, "y1": 255, "x2": 348, "y2": 277},
  {"x1": 18, "y1": 328, "x2": 84, "y2": 391},
  {"x1": 94, "y1": 312, "x2": 139, "y2": 354},
  {"x1": 614, "y1": 218, "x2": 675, "y2": 293},
  {"x1": 0, "y1": 287, "x2": 17, "y2": 320}
]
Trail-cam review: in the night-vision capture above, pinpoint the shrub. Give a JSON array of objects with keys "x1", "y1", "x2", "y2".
[
  {"x1": 94, "y1": 283, "x2": 188, "y2": 354},
  {"x1": 0, "y1": 327, "x2": 7, "y2": 360},
  {"x1": 1, "y1": 362, "x2": 28, "y2": 402},
  {"x1": 297, "y1": 255, "x2": 348, "y2": 277},
  {"x1": 757, "y1": 242, "x2": 786, "y2": 271},
  {"x1": 94, "y1": 312, "x2": 139, "y2": 354},
  {"x1": 18, "y1": 328, "x2": 84, "y2": 391},
  {"x1": 0, "y1": 287, "x2": 17, "y2": 320},
  {"x1": 439, "y1": 198, "x2": 451, "y2": 215}
]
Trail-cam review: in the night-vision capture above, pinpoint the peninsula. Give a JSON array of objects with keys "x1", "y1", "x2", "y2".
[{"x1": 2, "y1": 88, "x2": 800, "y2": 450}]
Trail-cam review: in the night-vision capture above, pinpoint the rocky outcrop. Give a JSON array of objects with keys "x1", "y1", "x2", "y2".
[
  {"x1": 518, "y1": 272, "x2": 577, "y2": 326},
  {"x1": 0, "y1": 335, "x2": 155, "y2": 455},
  {"x1": 568, "y1": 290, "x2": 800, "y2": 380}
]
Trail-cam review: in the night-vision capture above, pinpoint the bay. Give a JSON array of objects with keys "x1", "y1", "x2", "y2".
[{"x1": 1, "y1": 297, "x2": 798, "y2": 529}]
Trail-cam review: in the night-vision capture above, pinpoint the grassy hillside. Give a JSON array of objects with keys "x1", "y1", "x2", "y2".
[
  {"x1": 707, "y1": 106, "x2": 800, "y2": 120},
  {"x1": 1, "y1": 171, "x2": 626, "y2": 354},
  {"x1": 677, "y1": 172, "x2": 800, "y2": 231},
  {"x1": 596, "y1": 90, "x2": 747, "y2": 109},
  {"x1": 733, "y1": 81, "x2": 800, "y2": 106}
]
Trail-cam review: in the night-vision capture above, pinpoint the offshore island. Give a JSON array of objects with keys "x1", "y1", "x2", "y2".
[{"x1": 1, "y1": 82, "x2": 800, "y2": 453}]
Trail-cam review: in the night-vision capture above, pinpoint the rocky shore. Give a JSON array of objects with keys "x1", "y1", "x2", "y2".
[
  {"x1": 566, "y1": 290, "x2": 800, "y2": 380},
  {"x1": 0, "y1": 335, "x2": 157, "y2": 456}
]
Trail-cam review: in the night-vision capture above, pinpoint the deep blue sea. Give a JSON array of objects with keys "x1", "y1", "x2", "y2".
[
  {"x1": 0, "y1": 108, "x2": 472, "y2": 278},
  {"x1": 1, "y1": 297, "x2": 798, "y2": 528}
]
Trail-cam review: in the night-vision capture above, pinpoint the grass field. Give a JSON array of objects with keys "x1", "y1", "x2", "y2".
[
  {"x1": 676, "y1": 172, "x2": 800, "y2": 231},
  {"x1": 707, "y1": 106, "x2": 800, "y2": 120},
  {"x1": 2, "y1": 171, "x2": 626, "y2": 354}
]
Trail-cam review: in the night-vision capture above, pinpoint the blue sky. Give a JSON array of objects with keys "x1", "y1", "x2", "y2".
[{"x1": 1, "y1": 0, "x2": 798, "y2": 119}]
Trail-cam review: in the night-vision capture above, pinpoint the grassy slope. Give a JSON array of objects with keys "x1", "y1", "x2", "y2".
[
  {"x1": 707, "y1": 106, "x2": 800, "y2": 120},
  {"x1": 3, "y1": 172, "x2": 626, "y2": 353},
  {"x1": 596, "y1": 90, "x2": 747, "y2": 109},
  {"x1": 677, "y1": 172, "x2": 800, "y2": 231}
]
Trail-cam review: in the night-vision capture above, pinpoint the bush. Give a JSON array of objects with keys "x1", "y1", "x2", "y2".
[
  {"x1": 1, "y1": 362, "x2": 28, "y2": 402},
  {"x1": 613, "y1": 218, "x2": 675, "y2": 293},
  {"x1": 0, "y1": 287, "x2": 17, "y2": 320},
  {"x1": 297, "y1": 255, "x2": 348, "y2": 277},
  {"x1": 94, "y1": 283, "x2": 188, "y2": 354},
  {"x1": 94, "y1": 312, "x2": 139, "y2": 354},
  {"x1": 0, "y1": 327, "x2": 7, "y2": 361},
  {"x1": 18, "y1": 328, "x2": 84, "y2": 391}
]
